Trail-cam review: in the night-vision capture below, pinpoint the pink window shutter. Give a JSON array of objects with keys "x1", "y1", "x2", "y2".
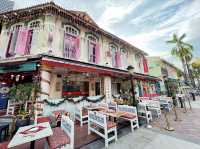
[
  {"x1": 15, "y1": 28, "x2": 30, "y2": 55},
  {"x1": 115, "y1": 51, "x2": 121, "y2": 68},
  {"x1": 75, "y1": 36, "x2": 80, "y2": 60},
  {"x1": 145, "y1": 58, "x2": 149, "y2": 72},
  {"x1": 143, "y1": 58, "x2": 148, "y2": 73},
  {"x1": 5, "y1": 32, "x2": 13, "y2": 57},
  {"x1": 95, "y1": 43, "x2": 100, "y2": 64},
  {"x1": 25, "y1": 30, "x2": 33, "y2": 55}
]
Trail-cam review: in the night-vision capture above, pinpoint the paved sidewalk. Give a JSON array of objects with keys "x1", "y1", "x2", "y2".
[
  {"x1": 151, "y1": 96, "x2": 200, "y2": 140},
  {"x1": 81, "y1": 128, "x2": 200, "y2": 149},
  {"x1": 82, "y1": 97, "x2": 200, "y2": 149}
]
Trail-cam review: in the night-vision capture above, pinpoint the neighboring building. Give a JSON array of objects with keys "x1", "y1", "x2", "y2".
[
  {"x1": 0, "y1": 2, "x2": 160, "y2": 111},
  {"x1": 0, "y1": 0, "x2": 14, "y2": 13},
  {"x1": 147, "y1": 56, "x2": 182, "y2": 95}
]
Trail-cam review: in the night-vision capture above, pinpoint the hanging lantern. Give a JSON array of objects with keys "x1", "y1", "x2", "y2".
[
  {"x1": 11, "y1": 74, "x2": 14, "y2": 80},
  {"x1": 16, "y1": 75, "x2": 20, "y2": 82}
]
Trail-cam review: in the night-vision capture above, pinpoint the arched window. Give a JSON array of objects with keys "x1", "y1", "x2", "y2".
[
  {"x1": 135, "y1": 54, "x2": 143, "y2": 72},
  {"x1": 121, "y1": 48, "x2": 128, "y2": 69},
  {"x1": 87, "y1": 33, "x2": 99, "y2": 63},
  {"x1": 109, "y1": 43, "x2": 118, "y2": 67},
  {"x1": 64, "y1": 25, "x2": 79, "y2": 36},
  {"x1": 87, "y1": 34, "x2": 98, "y2": 43},
  {"x1": 11, "y1": 23, "x2": 24, "y2": 31},
  {"x1": 28, "y1": 20, "x2": 41, "y2": 29},
  {"x1": 63, "y1": 25, "x2": 80, "y2": 59}
]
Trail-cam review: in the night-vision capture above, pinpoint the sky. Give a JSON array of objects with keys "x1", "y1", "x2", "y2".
[{"x1": 13, "y1": 0, "x2": 200, "y2": 68}]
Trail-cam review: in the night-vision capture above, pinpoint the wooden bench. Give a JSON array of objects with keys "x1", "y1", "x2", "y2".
[
  {"x1": 88, "y1": 111, "x2": 117, "y2": 148},
  {"x1": 47, "y1": 115, "x2": 74, "y2": 149},
  {"x1": 117, "y1": 105, "x2": 139, "y2": 132}
]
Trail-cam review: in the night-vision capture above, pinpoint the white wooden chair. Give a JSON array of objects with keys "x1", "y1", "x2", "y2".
[
  {"x1": 25, "y1": 100, "x2": 33, "y2": 113},
  {"x1": 138, "y1": 103, "x2": 152, "y2": 124},
  {"x1": 88, "y1": 111, "x2": 117, "y2": 148},
  {"x1": 117, "y1": 105, "x2": 139, "y2": 132},
  {"x1": 75, "y1": 106, "x2": 88, "y2": 126},
  {"x1": 6, "y1": 100, "x2": 21, "y2": 115},
  {"x1": 138, "y1": 97, "x2": 150, "y2": 102},
  {"x1": 159, "y1": 97, "x2": 173, "y2": 111},
  {"x1": 47, "y1": 115, "x2": 74, "y2": 149},
  {"x1": 97, "y1": 102, "x2": 108, "y2": 109},
  {"x1": 147, "y1": 100, "x2": 161, "y2": 118},
  {"x1": 108, "y1": 102, "x2": 117, "y2": 111}
]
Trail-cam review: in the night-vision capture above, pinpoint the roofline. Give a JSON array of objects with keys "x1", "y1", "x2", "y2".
[
  {"x1": 147, "y1": 56, "x2": 182, "y2": 72},
  {"x1": 0, "y1": 2, "x2": 147, "y2": 56}
]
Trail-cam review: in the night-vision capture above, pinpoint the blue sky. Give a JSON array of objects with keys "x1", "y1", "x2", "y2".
[{"x1": 13, "y1": 0, "x2": 200, "y2": 68}]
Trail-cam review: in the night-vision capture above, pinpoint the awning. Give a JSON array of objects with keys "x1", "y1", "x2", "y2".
[
  {"x1": 0, "y1": 62, "x2": 37, "y2": 73},
  {"x1": 41, "y1": 55, "x2": 161, "y2": 81}
]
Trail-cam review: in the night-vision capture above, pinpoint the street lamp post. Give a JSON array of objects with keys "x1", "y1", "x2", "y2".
[{"x1": 127, "y1": 65, "x2": 136, "y2": 106}]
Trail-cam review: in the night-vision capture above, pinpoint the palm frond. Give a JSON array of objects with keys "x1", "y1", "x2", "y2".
[
  {"x1": 179, "y1": 33, "x2": 186, "y2": 41},
  {"x1": 173, "y1": 34, "x2": 177, "y2": 41},
  {"x1": 182, "y1": 42, "x2": 193, "y2": 50},
  {"x1": 171, "y1": 47, "x2": 178, "y2": 57},
  {"x1": 166, "y1": 40, "x2": 176, "y2": 43}
]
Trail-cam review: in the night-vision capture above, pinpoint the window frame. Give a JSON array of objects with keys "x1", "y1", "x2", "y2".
[
  {"x1": 86, "y1": 33, "x2": 98, "y2": 63},
  {"x1": 10, "y1": 23, "x2": 24, "y2": 31},
  {"x1": 63, "y1": 25, "x2": 80, "y2": 59},
  {"x1": 109, "y1": 43, "x2": 118, "y2": 67},
  {"x1": 28, "y1": 19, "x2": 42, "y2": 29},
  {"x1": 64, "y1": 25, "x2": 80, "y2": 37}
]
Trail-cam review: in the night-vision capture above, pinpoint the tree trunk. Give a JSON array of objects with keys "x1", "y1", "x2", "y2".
[
  {"x1": 181, "y1": 58, "x2": 188, "y2": 82},
  {"x1": 197, "y1": 78, "x2": 200, "y2": 89},
  {"x1": 185, "y1": 59, "x2": 195, "y2": 87}
]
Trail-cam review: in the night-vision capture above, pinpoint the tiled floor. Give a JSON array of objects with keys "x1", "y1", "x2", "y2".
[{"x1": 74, "y1": 123, "x2": 100, "y2": 148}]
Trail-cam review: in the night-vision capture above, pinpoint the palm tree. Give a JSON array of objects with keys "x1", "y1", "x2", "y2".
[
  {"x1": 192, "y1": 59, "x2": 200, "y2": 88},
  {"x1": 167, "y1": 33, "x2": 194, "y2": 86}
]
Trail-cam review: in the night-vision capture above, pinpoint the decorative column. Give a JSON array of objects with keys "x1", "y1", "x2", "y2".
[
  {"x1": 40, "y1": 70, "x2": 51, "y2": 100},
  {"x1": 103, "y1": 76, "x2": 112, "y2": 103},
  {"x1": 89, "y1": 78, "x2": 96, "y2": 96}
]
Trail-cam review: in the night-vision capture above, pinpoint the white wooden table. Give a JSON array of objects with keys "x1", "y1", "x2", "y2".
[{"x1": 8, "y1": 122, "x2": 53, "y2": 149}]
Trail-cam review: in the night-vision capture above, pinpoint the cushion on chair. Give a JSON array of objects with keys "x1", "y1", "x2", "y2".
[
  {"x1": 37, "y1": 116, "x2": 50, "y2": 124},
  {"x1": 122, "y1": 112, "x2": 137, "y2": 119},
  {"x1": 82, "y1": 109, "x2": 88, "y2": 116},
  {"x1": 47, "y1": 127, "x2": 70, "y2": 149},
  {"x1": 107, "y1": 121, "x2": 116, "y2": 129}
]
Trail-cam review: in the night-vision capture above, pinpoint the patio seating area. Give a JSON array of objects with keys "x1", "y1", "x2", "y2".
[{"x1": 0, "y1": 94, "x2": 197, "y2": 149}]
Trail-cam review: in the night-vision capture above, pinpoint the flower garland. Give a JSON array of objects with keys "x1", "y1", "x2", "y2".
[
  {"x1": 44, "y1": 95, "x2": 105, "y2": 106},
  {"x1": 43, "y1": 98, "x2": 66, "y2": 106}
]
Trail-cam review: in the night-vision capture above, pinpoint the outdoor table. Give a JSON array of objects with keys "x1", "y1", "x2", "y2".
[
  {"x1": 8, "y1": 122, "x2": 53, "y2": 149},
  {"x1": 0, "y1": 122, "x2": 9, "y2": 142},
  {"x1": 84, "y1": 106, "x2": 107, "y2": 111},
  {"x1": 100, "y1": 110, "x2": 126, "y2": 118}
]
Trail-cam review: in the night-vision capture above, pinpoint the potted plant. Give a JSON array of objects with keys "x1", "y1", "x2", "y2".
[{"x1": 9, "y1": 83, "x2": 35, "y2": 129}]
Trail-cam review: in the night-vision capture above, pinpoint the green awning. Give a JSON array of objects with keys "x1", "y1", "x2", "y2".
[{"x1": 0, "y1": 62, "x2": 37, "y2": 73}]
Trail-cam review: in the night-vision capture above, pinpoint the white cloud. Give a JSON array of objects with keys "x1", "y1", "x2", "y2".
[
  {"x1": 126, "y1": 0, "x2": 200, "y2": 55},
  {"x1": 97, "y1": 0, "x2": 144, "y2": 31},
  {"x1": 130, "y1": 0, "x2": 185, "y2": 25}
]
